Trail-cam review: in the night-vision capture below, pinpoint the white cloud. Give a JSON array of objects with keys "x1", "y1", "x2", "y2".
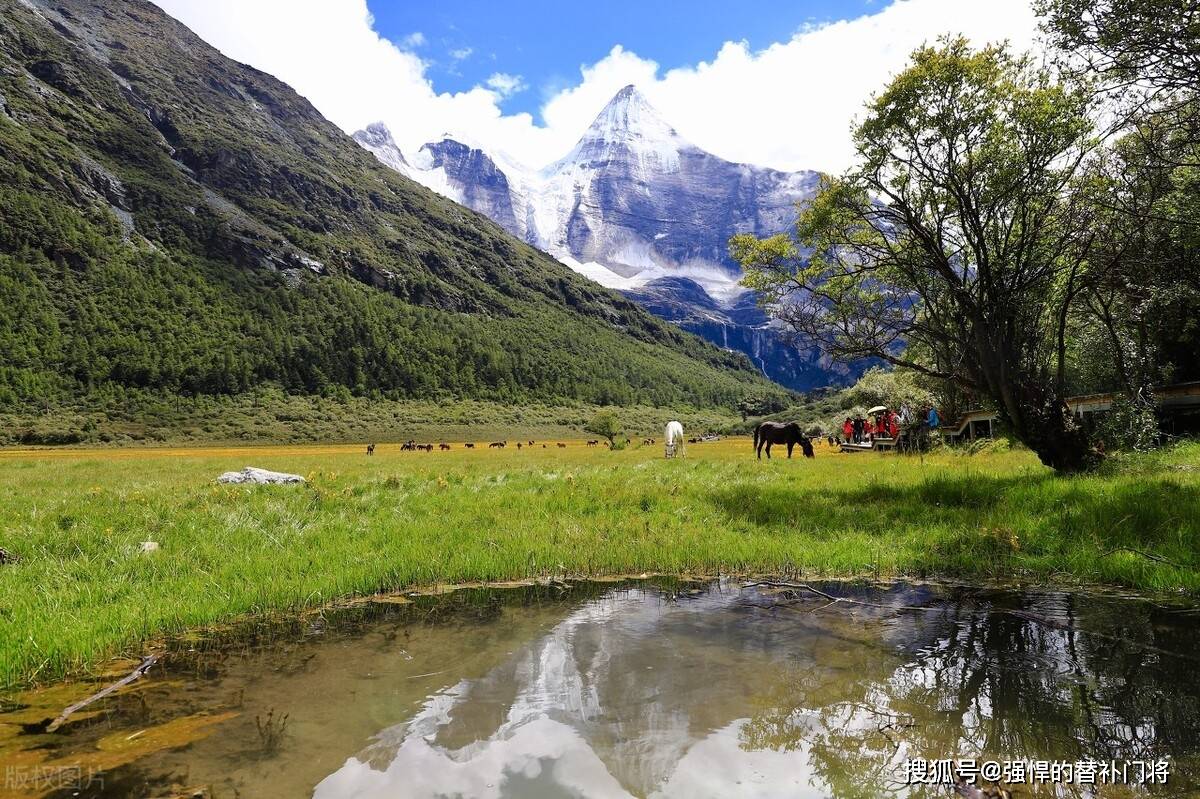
[
  {"x1": 151, "y1": 0, "x2": 1041, "y2": 174},
  {"x1": 449, "y1": 46, "x2": 473, "y2": 61},
  {"x1": 400, "y1": 31, "x2": 425, "y2": 49},
  {"x1": 485, "y1": 72, "x2": 527, "y2": 98}
]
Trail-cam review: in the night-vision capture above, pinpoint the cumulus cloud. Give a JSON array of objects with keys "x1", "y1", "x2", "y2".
[
  {"x1": 151, "y1": 0, "x2": 1041, "y2": 174},
  {"x1": 485, "y1": 72, "x2": 527, "y2": 98}
]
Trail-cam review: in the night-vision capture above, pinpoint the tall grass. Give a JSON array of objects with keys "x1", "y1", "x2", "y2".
[{"x1": 1, "y1": 439, "x2": 1197, "y2": 687}]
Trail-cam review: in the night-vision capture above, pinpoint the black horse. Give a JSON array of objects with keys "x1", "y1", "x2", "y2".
[{"x1": 753, "y1": 421, "x2": 814, "y2": 460}]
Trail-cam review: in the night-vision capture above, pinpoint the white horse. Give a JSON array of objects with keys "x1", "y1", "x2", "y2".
[{"x1": 664, "y1": 421, "x2": 685, "y2": 458}]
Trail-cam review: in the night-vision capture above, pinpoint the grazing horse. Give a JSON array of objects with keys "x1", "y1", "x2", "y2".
[
  {"x1": 664, "y1": 421, "x2": 685, "y2": 458},
  {"x1": 400, "y1": 440, "x2": 416, "y2": 452},
  {"x1": 586, "y1": 440, "x2": 598, "y2": 447},
  {"x1": 465, "y1": 443, "x2": 475, "y2": 449},
  {"x1": 439, "y1": 443, "x2": 451, "y2": 451},
  {"x1": 366, "y1": 443, "x2": 375, "y2": 456},
  {"x1": 557, "y1": 442, "x2": 567, "y2": 448},
  {"x1": 753, "y1": 422, "x2": 814, "y2": 460},
  {"x1": 517, "y1": 442, "x2": 523, "y2": 450},
  {"x1": 489, "y1": 441, "x2": 506, "y2": 449}
]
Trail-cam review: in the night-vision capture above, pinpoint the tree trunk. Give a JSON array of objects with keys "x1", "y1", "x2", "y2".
[
  {"x1": 975, "y1": 335, "x2": 1099, "y2": 473},
  {"x1": 1001, "y1": 380, "x2": 1098, "y2": 473},
  {"x1": 1013, "y1": 408, "x2": 1096, "y2": 472}
]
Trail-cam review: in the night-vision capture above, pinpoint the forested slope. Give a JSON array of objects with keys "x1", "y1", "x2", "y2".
[{"x1": 0, "y1": 0, "x2": 783, "y2": 409}]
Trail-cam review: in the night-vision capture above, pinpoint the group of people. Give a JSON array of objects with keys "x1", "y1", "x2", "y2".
[
  {"x1": 842, "y1": 412, "x2": 898, "y2": 444},
  {"x1": 840, "y1": 405, "x2": 941, "y2": 445}
]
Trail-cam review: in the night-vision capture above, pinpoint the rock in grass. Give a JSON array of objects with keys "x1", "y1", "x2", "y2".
[
  {"x1": 216, "y1": 467, "x2": 305, "y2": 485},
  {"x1": 0, "y1": 547, "x2": 17, "y2": 565},
  {"x1": 140, "y1": 541, "x2": 160, "y2": 553}
]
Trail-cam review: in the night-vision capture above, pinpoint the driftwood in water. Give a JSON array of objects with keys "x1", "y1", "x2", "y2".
[
  {"x1": 744, "y1": 580, "x2": 943, "y2": 613},
  {"x1": 45, "y1": 654, "x2": 159, "y2": 732}
]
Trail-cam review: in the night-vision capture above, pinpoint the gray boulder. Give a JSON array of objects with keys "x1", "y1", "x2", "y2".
[{"x1": 217, "y1": 467, "x2": 305, "y2": 485}]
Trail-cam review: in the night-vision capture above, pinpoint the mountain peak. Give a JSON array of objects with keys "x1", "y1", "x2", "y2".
[
  {"x1": 355, "y1": 121, "x2": 396, "y2": 147},
  {"x1": 352, "y1": 122, "x2": 410, "y2": 173},
  {"x1": 584, "y1": 84, "x2": 679, "y2": 143},
  {"x1": 612, "y1": 83, "x2": 641, "y2": 101}
]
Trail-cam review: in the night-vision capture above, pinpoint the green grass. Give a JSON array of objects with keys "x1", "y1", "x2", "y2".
[{"x1": 1, "y1": 438, "x2": 1198, "y2": 688}]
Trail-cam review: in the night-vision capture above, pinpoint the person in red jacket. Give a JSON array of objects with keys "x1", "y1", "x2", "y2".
[
  {"x1": 842, "y1": 418, "x2": 854, "y2": 444},
  {"x1": 888, "y1": 410, "x2": 900, "y2": 438}
]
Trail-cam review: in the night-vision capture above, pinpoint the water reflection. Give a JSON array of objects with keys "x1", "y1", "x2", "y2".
[
  {"x1": 7, "y1": 581, "x2": 1198, "y2": 798},
  {"x1": 311, "y1": 584, "x2": 1200, "y2": 798}
]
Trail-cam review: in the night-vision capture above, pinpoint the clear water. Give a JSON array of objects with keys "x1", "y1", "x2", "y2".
[{"x1": 4, "y1": 579, "x2": 1199, "y2": 798}]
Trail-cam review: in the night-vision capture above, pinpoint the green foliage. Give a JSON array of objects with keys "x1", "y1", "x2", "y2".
[
  {"x1": 1096, "y1": 396, "x2": 1161, "y2": 453},
  {"x1": 1036, "y1": 0, "x2": 1200, "y2": 92},
  {"x1": 737, "y1": 390, "x2": 789, "y2": 420},
  {"x1": 841, "y1": 368, "x2": 934, "y2": 414},
  {"x1": 0, "y1": 0, "x2": 785, "y2": 416},
  {"x1": 0, "y1": 392, "x2": 740, "y2": 447},
  {"x1": 584, "y1": 409, "x2": 624, "y2": 446},
  {"x1": 1034, "y1": 2, "x2": 1200, "y2": 435}
]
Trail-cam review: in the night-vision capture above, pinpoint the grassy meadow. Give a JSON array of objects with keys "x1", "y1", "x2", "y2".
[{"x1": 1, "y1": 436, "x2": 1198, "y2": 688}]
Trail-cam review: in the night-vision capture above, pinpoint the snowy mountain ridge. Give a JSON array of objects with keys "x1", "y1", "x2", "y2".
[{"x1": 353, "y1": 86, "x2": 859, "y2": 389}]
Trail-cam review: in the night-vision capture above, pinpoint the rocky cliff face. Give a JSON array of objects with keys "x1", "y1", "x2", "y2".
[
  {"x1": 355, "y1": 87, "x2": 858, "y2": 390},
  {"x1": 415, "y1": 139, "x2": 523, "y2": 236},
  {"x1": 624, "y1": 278, "x2": 859, "y2": 388}
]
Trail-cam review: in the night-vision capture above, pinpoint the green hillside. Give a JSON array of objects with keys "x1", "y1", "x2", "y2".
[{"x1": 0, "y1": 0, "x2": 784, "y2": 411}]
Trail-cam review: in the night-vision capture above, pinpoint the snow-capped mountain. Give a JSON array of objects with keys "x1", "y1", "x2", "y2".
[
  {"x1": 352, "y1": 122, "x2": 412, "y2": 178},
  {"x1": 353, "y1": 86, "x2": 857, "y2": 390}
]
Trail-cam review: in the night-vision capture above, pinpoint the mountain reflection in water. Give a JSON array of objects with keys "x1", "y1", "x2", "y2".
[
  {"x1": 11, "y1": 580, "x2": 1197, "y2": 798},
  {"x1": 309, "y1": 582, "x2": 1200, "y2": 798}
]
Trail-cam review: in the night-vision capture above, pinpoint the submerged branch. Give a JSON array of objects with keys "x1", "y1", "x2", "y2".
[{"x1": 44, "y1": 654, "x2": 159, "y2": 733}]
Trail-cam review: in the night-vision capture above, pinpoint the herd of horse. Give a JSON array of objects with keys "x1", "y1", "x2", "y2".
[
  {"x1": 388, "y1": 439, "x2": 562, "y2": 453},
  {"x1": 368, "y1": 421, "x2": 816, "y2": 461}
]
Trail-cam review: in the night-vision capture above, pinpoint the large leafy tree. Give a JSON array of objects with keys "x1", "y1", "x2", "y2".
[
  {"x1": 1036, "y1": 0, "x2": 1200, "y2": 98},
  {"x1": 731, "y1": 39, "x2": 1103, "y2": 472},
  {"x1": 1073, "y1": 111, "x2": 1200, "y2": 396},
  {"x1": 1040, "y1": 0, "x2": 1200, "y2": 398}
]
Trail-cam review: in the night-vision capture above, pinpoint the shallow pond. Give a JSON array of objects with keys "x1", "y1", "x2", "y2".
[{"x1": 3, "y1": 579, "x2": 1199, "y2": 798}]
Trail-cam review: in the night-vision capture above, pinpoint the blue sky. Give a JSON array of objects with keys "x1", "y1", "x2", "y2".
[{"x1": 369, "y1": 0, "x2": 878, "y2": 119}]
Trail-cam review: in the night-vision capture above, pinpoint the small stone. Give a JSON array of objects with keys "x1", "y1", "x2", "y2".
[{"x1": 140, "y1": 541, "x2": 159, "y2": 553}]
